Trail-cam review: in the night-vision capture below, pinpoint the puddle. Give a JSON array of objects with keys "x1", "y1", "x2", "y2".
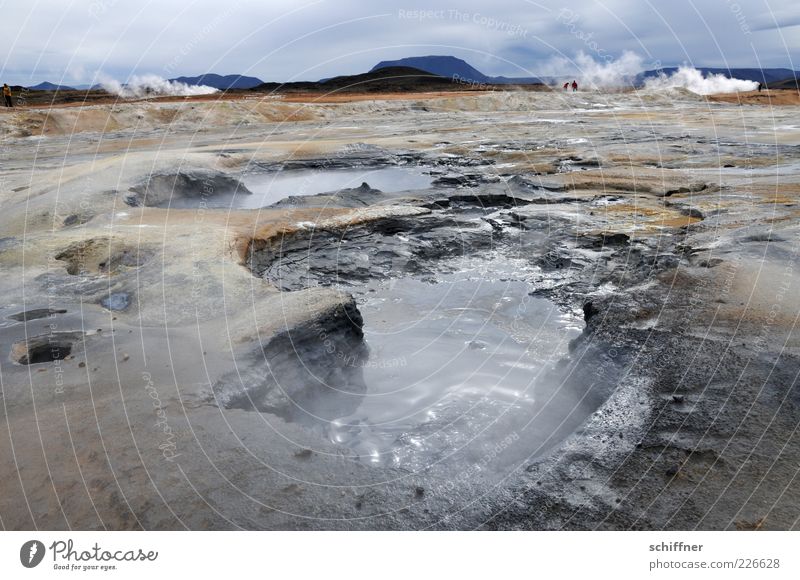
[
  {"x1": 176, "y1": 166, "x2": 433, "y2": 209},
  {"x1": 290, "y1": 257, "x2": 588, "y2": 480}
]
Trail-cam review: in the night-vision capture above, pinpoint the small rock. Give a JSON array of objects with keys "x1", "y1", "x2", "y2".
[
  {"x1": 583, "y1": 302, "x2": 601, "y2": 321},
  {"x1": 672, "y1": 394, "x2": 685, "y2": 404},
  {"x1": 101, "y1": 292, "x2": 131, "y2": 312},
  {"x1": 415, "y1": 487, "x2": 425, "y2": 498},
  {"x1": 681, "y1": 207, "x2": 704, "y2": 219},
  {"x1": 78, "y1": 362, "x2": 86, "y2": 368},
  {"x1": 294, "y1": 449, "x2": 313, "y2": 459}
]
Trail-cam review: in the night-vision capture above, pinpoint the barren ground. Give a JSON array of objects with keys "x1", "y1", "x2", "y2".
[{"x1": 1, "y1": 87, "x2": 799, "y2": 530}]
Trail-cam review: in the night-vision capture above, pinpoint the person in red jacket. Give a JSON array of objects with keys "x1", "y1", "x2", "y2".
[
  {"x1": 571, "y1": 80, "x2": 578, "y2": 92},
  {"x1": 563, "y1": 82, "x2": 569, "y2": 91}
]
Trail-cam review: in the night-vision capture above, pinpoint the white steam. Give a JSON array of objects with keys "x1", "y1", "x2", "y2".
[
  {"x1": 101, "y1": 74, "x2": 218, "y2": 98},
  {"x1": 644, "y1": 66, "x2": 758, "y2": 95},
  {"x1": 540, "y1": 50, "x2": 643, "y2": 89},
  {"x1": 541, "y1": 52, "x2": 759, "y2": 95},
  {"x1": 575, "y1": 50, "x2": 644, "y2": 89}
]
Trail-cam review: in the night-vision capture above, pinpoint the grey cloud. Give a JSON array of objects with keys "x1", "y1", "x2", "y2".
[
  {"x1": 750, "y1": 10, "x2": 800, "y2": 32},
  {"x1": 1, "y1": 0, "x2": 797, "y2": 85}
]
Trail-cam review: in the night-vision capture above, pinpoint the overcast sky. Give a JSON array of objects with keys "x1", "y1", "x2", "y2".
[{"x1": 1, "y1": 0, "x2": 798, "y2": 85}]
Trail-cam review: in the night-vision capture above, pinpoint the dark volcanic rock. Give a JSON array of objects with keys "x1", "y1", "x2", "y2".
[
  {"x1": 583, "y1": 301, "x2": 601, "y2": 322},
  {"x1": 213, "y1": 298, "x2": 367, "y2": 423},
  {"x1": 248, "y1": 212, "x2": 498, "y2": 291},
  {"x1": 578, "y1": 232, "x2": 631, "y2": 248},
  {"x1": 126, "y1": 168, "x2": 251, "y2": 207},
  {"x1": 8, "y1": 308, "x2": 67, "y2": 321},
  {"x1": 269, "y1": 181, "x2": 383, "y2": 209},
  {"x1": 63, "y1": 213, "x2": 93, "y2": 227}
]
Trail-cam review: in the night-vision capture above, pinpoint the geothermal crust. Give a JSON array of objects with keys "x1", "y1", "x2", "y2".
[{"x1": 1, "y1": 88, "x2": 799, "y2": 530}]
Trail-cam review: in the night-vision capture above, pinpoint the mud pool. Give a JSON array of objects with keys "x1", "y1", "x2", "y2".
[
  {"x1": 290, "y1": 257, "x2": 585, "y2": 479},
  {"x1": 166, "y1": 166, "x2": 434, "y2": 209}
]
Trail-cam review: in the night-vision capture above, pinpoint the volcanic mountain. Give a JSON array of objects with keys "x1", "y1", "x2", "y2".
[{"x1": 370, "y1": 55, "x2": 541, "y2": 84}]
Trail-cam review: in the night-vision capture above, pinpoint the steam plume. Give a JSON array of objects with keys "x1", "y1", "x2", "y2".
[
  {"x1": 539, "y1": 50, "x2": 643, "y2": 89},
  {"x1": 644, "y1": 66, "x2": 758, "y2": 95},
  {"x1": 541, "y1": 52, "x2": 759, "y2": 94},
  {"x1": 101, "y1": 74, "x2": 218, "y2": 98}
]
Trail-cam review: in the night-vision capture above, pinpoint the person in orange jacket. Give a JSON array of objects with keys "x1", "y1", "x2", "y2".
[{"x1": 3, "y1": 84, "x2": 13, "y2": 107}]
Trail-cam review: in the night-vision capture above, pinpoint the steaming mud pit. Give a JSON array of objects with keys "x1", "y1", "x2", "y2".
[
  {"x1": 227, "y1": 252, "x2": 589, "y2": 478},
  {"x1": 2, "y1": 88, "x2": 800, "y2": 530},
  {"x1": 156, "y1": 166, "x2": 434, "y2": 210},
  {"x1": 334, "y1": 269, "x2": 583, "y2": 475}
]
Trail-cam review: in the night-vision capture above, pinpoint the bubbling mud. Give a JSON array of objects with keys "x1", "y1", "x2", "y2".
[{"x1": 323, "y1": 259, "x2": 587, "y2": 479}]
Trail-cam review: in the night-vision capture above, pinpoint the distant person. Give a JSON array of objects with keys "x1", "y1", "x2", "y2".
[
  {"x1": 571, "y1": 80, "x2": 578, "y2": 92},
  {"x1": 757, "y1": 82, "x2": 763, "y2": 92},
  {"x1": 563, "y1": 82, "x2": 569, "y2": 91},
  {"x1": 3, "y1": 84, "x2": 12, "y2": 107}
]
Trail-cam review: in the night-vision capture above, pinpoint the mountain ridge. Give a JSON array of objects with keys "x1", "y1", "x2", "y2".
[
  {"x1": 27, "y1": 81, "x2": 76, "y2": 91},
  {"x1": 370, "y1": 55, "x2": 541, "y2": 85},
  {"x1": 256, "y1": 66, "x2": 464, "y2": 93},
  {"x1": 168, "y1": 73, "x2": 263, "y2": 90}
]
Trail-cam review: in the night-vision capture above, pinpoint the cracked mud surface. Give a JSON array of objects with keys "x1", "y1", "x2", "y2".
[{"x1": 1, "y1": 89, "x2": 799, "y2": 530}]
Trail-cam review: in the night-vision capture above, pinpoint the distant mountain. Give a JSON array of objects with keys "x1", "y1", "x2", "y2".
[
  {"x1": 370, "y1": 55, "x2": 541, "y2": 85},
  {"x1": 769, "y1": 76, "x2": 800, "y2": 90},
  {"x1": 257, "y1": 66, "x2": 460, "y2": 93},
  {"x1": 28, "y1": 81, "x2": 75, "y2": 91},
  {"x1": 169, "y1": 73, "x2": 263, "y2": 90},
  {"x1": 638, "y1": 67, "x2": 800, "y2": 85},
  {"x1": 372, "y1": 56, "x2": 490, "y2": 82}
]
